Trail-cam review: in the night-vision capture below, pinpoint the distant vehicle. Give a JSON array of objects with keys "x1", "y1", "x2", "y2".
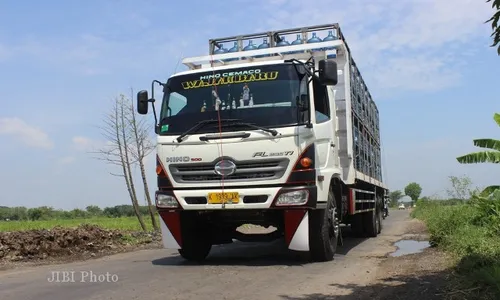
[{"x1": 398, "y1": 204, "x2": 405, "y2": 210}]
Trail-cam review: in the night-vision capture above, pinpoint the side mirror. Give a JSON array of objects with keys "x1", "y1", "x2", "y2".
[
  {"x1": 137, "y1": 90, "x2": 149, "y2": 115},
  {"x1": 318, "y1": 59, "x2": 338, "y2": 86}
]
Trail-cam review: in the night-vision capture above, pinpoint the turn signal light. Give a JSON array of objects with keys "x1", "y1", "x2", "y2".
[{"x1": 300, "y1": 157, "x2": 313, "y2": 168}]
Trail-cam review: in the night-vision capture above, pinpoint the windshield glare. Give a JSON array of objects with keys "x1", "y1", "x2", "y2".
[{"x1": 159, "y1": 63, "x2": 310, "y2": 135}]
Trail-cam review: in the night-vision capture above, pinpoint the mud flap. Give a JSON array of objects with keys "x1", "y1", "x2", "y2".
[
  {"x1": 158, "y1": 211, "x2": 182, "y2": 249},
  {"x1": 284, "y1": 209, "x2": 309, "y2": 251}
]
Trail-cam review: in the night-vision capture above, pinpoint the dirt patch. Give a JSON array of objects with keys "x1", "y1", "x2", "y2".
[
  {"x1": 364, "y1": 248, "x2": 492, "y2": 300},
  {"x1": 395, "y1": 219, "x2": 430, "y2": 242},
  {"x1": 237, "y1": 224, "x2": 276, "y2": 234},
  {"x1": 367, "y1": 218, "x2": 457, "y2": 299},
  {"x1": 374, "y1": 219, "x2": 455, "y2": 300},
  {"x1": 0, "y1": 225, "x2": 161, "y2": 270},
  {"x1": 404, "y1": 218, "x2": 428, "y2": 235},
  {"x1": 378, "y1": 247, "x2": 453, "y2": 281},
  {"x1": 359, "y1": 219, "x2": 489, "y2": 300}
]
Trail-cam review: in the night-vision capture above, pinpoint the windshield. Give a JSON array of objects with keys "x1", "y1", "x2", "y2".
[{"x1": 158, "y1": 63, "x2": 310, "y2": 135}]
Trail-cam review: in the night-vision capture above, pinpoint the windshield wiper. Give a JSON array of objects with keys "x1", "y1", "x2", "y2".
[
  {"x1": 227, "y1": 121, "x2": 279, "y2": 136},
  {"x1": 175, "y1": 119, "x2": 240, "y2": 143}
]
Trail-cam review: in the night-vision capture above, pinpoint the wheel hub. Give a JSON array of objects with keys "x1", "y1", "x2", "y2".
[{"x1": 328, "y1": 205, "x2": 339, "y2": 240}]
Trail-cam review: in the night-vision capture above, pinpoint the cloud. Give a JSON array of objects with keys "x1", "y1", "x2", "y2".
[
  {"x1": 244, "y1": 0, "x2": 492, "y2": 94},
  {"x1": 0, "y1": 117, "x2": 53, "y2": 149},
  {"x1": 57, "y1": 156, "x2": 76, "y2": 165},
  {"x1": 5, "y1": 29, "x2": 202, "y2": 76},
  {"x1": 371, "y1": 56, "x2": 462, "y2": 92},
  {"x1": 72, "y1": 136, "x2": 103, "y2": 152}
]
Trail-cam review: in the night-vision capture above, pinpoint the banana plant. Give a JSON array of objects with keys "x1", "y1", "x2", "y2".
[
  {"x1": 456, "y1": 113, "x2": 500, "y2": 197},
  {"x1": 486, "y1": 0, "x2": 500, "y2": 55}
]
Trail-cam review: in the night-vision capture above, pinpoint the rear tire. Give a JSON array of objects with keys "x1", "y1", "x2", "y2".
[
  {"x1": 377, "y1": 199, "x2": 383, "y2": 234},
  {"x1": 362, "y1": 207, "x2": 379, "y2": 238},
  {"x1": 309, "y1": 190, "x2": 339, "y2": 262}
]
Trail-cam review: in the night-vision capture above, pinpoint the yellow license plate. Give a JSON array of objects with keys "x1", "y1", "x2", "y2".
[{"x1": 208, "y1": 192, "x2": 239, "y2": 204}]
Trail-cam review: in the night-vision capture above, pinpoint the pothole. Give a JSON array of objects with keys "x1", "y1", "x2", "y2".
[{"x1": 390, "y1": 240, "x2": 431, "y2": 257}]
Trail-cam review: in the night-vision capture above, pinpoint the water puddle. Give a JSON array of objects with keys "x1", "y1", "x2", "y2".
[{"x1": 390, "y1": 240, "x2": 430, "y2": 257}]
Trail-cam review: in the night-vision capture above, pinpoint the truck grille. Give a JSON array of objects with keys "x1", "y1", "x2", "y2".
[{"x1": 169, "y1": 158, "x2": 290, "y2": 183}]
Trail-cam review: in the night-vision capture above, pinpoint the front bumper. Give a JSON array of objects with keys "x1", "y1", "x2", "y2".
[
  {"x1": 156, "y1": 185, "x2": 318, "y2": 252},
  {"x1": 156, "y1": 185, "x2": 318, "y2": 210}
]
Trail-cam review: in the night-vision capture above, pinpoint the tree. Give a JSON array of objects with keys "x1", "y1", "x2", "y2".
[
  {"x1": 456, "y1": 113, "x2": 500, "y2": 197},
  {"x1": 404, "y1": 182, "x2": 422, "y2": 206},
  {"x1": 388, "y1": 190, "x2": 404, "y2": 207},
  {"x1": 27, "y1": 208, "x2": 42, "y2": 221},
  {"x1": 86, "y1": 205, "x2": 103, "y2": 217},
  {"x1": 70, "y1": 208, "x2": 88, "y2": 218},
  {"x1": 446, "y1": 175, "x2": 476, "y2": 200},
  {"x1": 92, "y1": 95, "x2": 147, "y2": 231},
  {"x1": 486, "y1": 0, "x2": 500, "y2": 55}
]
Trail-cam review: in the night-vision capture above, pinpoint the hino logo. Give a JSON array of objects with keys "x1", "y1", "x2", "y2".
[
  {"x1": 214, "y1": 160, "x2": 237, "y2": 176},
  {"x1": 166, "y1": 156, "x2": 190, "y2": 163}
]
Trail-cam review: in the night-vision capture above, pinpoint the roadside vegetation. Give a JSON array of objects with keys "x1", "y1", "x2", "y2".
[
  {"x1": 0, "y1": 204, "x2": 160, "y2": 232},
  {"x1": 410, "y1": 112, "x2": 500, "y2": 298},
  {"x1": 411, "y1": 195, "x2": 500, "y2": 298},
  {"x1": 0, "y1": 216, "x2": 159, "y2": 232}
]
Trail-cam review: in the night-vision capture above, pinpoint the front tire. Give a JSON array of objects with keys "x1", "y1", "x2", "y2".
[
  {"x1": 178, "y1": 214, "x2": 212, "y2": 262},
  {"x1": 309, "y1": 190, "x2": 339, "y2": 262}
]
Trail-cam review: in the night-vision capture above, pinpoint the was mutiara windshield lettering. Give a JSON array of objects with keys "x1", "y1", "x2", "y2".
[
  {"x1": 181, "y1": 69, "x2": 280, "y2": 89},
  {"x1": 159, "y1": 63, "x2": 309, "y2": 135}
]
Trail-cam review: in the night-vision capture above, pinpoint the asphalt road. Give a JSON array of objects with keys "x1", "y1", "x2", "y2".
[{"x1": 0, "y1": 210, "x2": 410, "y2": 300}]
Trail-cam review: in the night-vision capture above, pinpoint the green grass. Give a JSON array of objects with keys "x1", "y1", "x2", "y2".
[
  {"x1": 0, "y1": 216, "x2": 161, "y2": 232},
  {"x1": 412, "y1": 197, "x2": 500, "y2": 298}
]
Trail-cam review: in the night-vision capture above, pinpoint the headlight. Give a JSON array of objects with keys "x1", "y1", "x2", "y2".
[
  {"x1": 275, "y1": 190, "x2": 309, "y2": 206},
  {"x1": 156, "y1": 194, "x2": 179, "y2": 208}
]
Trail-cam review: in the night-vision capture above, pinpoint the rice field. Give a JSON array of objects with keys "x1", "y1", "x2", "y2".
[{"x1": 0, "y1": 216, "x2": 160, "y2": 232}]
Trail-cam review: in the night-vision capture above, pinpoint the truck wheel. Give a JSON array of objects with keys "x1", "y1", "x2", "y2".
[
  {"x1": 377, "y1": 199, "x2": 383, "y2": 234},
  {"x1": 362, "y1": 207, "x2": 379, "y2": 238},
  {"x1": 377, "y1": 212, "x2": 382, "y2": 234},
  {"x1": 309, "y1": 190, "x2": 339, "y2": 262},
  {"x1": 178, "y1": 239, "x2": 211, "y2": 262},
  {"x1": 178, "y1": 215, "x2": 212, "y2": 262}
]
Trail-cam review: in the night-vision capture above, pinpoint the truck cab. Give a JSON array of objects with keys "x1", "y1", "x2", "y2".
[{"x1": 137, "y1": 24, "x2": 388, "y2": 263}]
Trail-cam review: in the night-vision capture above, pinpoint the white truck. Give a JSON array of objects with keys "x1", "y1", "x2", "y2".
[{"x1": 136, "y1": 23, "x2": 389, "y2": 262}]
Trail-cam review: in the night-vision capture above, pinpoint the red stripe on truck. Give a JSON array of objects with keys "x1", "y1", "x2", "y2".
[
  {"x1": 283, "y1": 209, "x2": 307, "y2": 246},
  {"x1": 159, "y1": 211, "x2": 182, "y2": 247},
  {"x1": 348, "y1": 189, "x2": 355, "y2": 215}
]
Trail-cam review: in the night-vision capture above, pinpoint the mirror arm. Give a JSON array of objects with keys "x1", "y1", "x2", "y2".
[
  {"x1": 285, "y1": 58, "x2": 318, "y2": 80},
  {"x1": 150, "y1": 80, "x2": 164, "y2": 127}
]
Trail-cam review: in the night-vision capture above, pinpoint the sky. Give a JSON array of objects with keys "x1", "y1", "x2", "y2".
[{"x1": 1, "y1": 0, "x2": 499, "y2": 210}]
